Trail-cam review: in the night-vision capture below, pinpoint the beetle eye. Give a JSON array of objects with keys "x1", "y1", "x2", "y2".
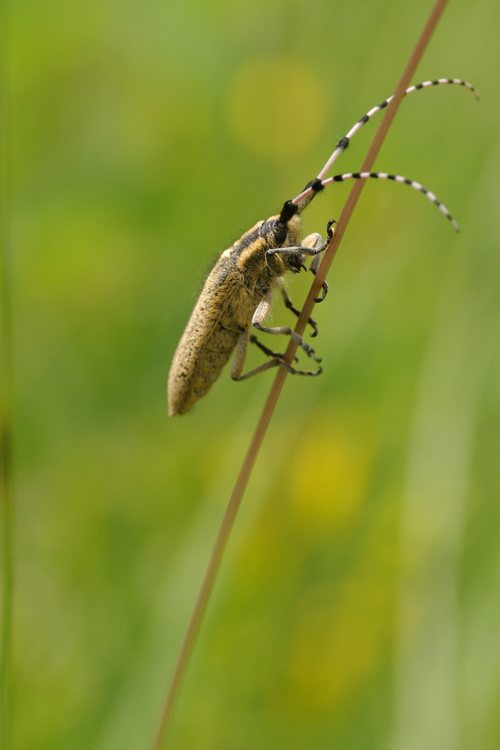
[{"x1": 273, "y1": 223, "x2": 287, "y2": 247}]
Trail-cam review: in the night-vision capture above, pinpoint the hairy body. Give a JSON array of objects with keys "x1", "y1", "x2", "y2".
[{"x1": 167, "y1": 212, "x2": 321, "y2": 416}]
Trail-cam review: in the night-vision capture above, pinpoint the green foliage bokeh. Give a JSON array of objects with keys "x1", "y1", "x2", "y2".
[{"x1": 7, "y1": 1, "x2": 500, "y2": 748}]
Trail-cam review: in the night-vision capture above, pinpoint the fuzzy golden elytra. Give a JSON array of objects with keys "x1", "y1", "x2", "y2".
[{"x1": 168, "y1": 78, "x2": 478, "y2": 416}]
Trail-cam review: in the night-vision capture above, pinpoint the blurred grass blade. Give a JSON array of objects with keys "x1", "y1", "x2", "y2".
[
  {"x1": 151, "y1": 1, "x2": 450, "y2": 747},
  {"x1": 0, "y1": 1, "x2": 14, "y2": 746}
]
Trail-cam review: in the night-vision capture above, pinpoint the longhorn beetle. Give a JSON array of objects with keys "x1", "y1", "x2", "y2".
[{"x1": 168, "y1": 78, "x2": 477, "y2": 416}]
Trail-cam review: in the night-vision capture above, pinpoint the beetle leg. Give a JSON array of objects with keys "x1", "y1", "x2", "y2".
[
  {"x1": 267, "y1": 225, "x2": 330, "y2": 261},
  {"x1": 303, "y1": 229, "x2": 332, "y2": 302},
  {"x1": 269, "y1": 224, "x2": 333, "y2": 303},
  {"x1": 310, "y1": 258, "x2": 329, "y2": 302},
  {"x1": 267, "y1": 243, "x2": 323, "y2": 257},
  {"x1": 233, "y1": 358, "x2": 322, "y2": 380},
  {"x1": 231, "y1": 332, "x2": 321, "y2": 380},
  {"x1": 252, "y1": 294, "x2": 322, "y2": 363},
  {"x1": 249, "y1": 333, "x2": 299, "y2": 363},
  {"x1": 230, "y1": 328, "x2": 250, "y2": 380},
  {"x1": 223, "y1": 325, "x2": 297, "y2": 365},
  {"x1": 277, "y1": 280, "x2": 318, "y2": 338},
  {"x1": 222, "y1": 322, "x2": 245, "y2": 334}
]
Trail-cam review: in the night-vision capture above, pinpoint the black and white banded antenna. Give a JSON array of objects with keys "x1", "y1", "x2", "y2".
[
  {"x1": 321, "y1": 171, "x2": 460, "y2": 232},
  {"x1": 289, "y1": 77, "x2": 478, "y2": 230}
]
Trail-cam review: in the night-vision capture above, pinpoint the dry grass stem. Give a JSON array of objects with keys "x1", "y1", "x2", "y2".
[
  {"x1": 0, "y1": 3, "x2": 14, "y2": 746},
  {"x1": 152, "y1": 1, "x2": 450, "y2": 747}
]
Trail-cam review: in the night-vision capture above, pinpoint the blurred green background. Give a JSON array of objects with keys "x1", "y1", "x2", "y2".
[{"x1": 3, "y1": 0, "x2": 499, "y2": 748}]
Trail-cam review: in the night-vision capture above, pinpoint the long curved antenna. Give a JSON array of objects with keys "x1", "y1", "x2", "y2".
[
  {"x1": 317, "y1": 79, "x2": 477, "y2": 180},
  {"x1": 320, "y1": 170, "x2": 460, "y2": 231},
  {"x1": 292, "y1": 78, "x2": 478, "y2": 206}
]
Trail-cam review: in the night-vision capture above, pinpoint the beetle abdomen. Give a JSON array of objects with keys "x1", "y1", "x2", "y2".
[
  {"x1": 167, "y1": 257, "x2": 257, "y2": 416},
  {"x1": 168, "y1": 323, "x2": 240, "y2": 415}
]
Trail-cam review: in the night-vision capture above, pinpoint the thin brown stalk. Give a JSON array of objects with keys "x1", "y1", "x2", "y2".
[
  {"x1": 152, "y1": 1, "x2": 449, "y2": 746},
  {"x1": 0, "y1": 1, "x2": 14, "y2": 747}
]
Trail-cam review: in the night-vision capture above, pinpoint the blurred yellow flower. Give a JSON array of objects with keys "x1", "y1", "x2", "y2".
[
  {"x1": 226, "y1": 55, "x2": 326, "y2": 160},
  {"x1": 283, "y1": 502, "x2": 398, "y2": 717},
  {"x1": 289, "y1": 416, "x2": 372, "y2": 539},
  {"x1": 287, "y1": 579, "x2": 393, "y2": 715}
]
